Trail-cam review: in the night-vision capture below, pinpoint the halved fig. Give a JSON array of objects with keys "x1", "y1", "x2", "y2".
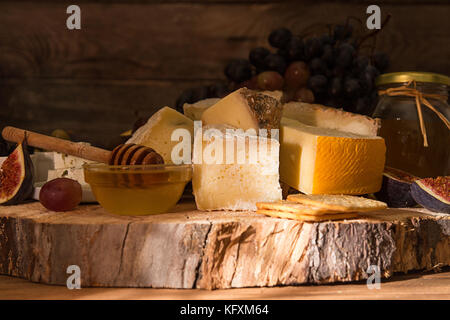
[
  {"x1": 410, "y1": 176, "x2": 449, "y2": 213},
  {"x1": 374, "y1": 167, "x2": 418, "y2": 208},
  {"x1": 0, "y1": 138, "x2": 34, "y2": 205}
]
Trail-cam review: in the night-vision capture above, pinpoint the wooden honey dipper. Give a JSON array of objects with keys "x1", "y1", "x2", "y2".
[{"x1": 2, "y1": 126, "x2": 164, "y2": 165}]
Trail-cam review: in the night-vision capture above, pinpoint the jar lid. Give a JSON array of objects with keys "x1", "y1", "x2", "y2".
[{"x1": 375, "y1": 72, "x2": 450, "y2": 86}]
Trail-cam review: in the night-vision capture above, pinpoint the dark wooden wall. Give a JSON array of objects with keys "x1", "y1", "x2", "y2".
[{"x1": 1, "y1": 1, "x2": 449, "y2": 149}]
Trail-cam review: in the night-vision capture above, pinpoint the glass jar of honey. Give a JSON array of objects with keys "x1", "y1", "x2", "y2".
[{"x1": 373, "y1": 72, "x2": 450, "y2": 178}]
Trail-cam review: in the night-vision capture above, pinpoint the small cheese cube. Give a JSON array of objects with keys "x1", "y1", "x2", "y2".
[
  {"x1": 127, "y1": 107, "x2": 194, "y2": 164},
  {"x1": 192, "y1": 126, "x2": 282, "y2": 211},
  {"x1": 201, "y1": 88, "x2": 282, "y2": 132}
]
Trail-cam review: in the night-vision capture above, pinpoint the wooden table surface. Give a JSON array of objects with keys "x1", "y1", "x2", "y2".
[{"x1": 1, "y1": 271, "x2": 449, "y2": 300}]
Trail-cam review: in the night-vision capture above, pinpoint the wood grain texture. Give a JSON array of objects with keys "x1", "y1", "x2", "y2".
[
  {"x1": 0, "y1": 1, "x2": 449, "y2": 146},
  {"x1": 0, "y1": 202, "x2": 448, "y2": 289},
  {"x1": 1, "y1": 271, "x2": 449, "y2": 300},
  {"x1": 0, "y1": 2, "x2": 448, "y2": 80},
  {"x1": 0, "y1": 79, "x2": 211, "y2": 148}
]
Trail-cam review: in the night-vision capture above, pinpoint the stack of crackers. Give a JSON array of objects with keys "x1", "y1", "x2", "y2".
[{"x1": 256, "y1": 194, "x2": 387, "y2": 222}]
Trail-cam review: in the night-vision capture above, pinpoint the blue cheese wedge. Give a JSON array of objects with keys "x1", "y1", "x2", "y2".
[
  {"x1": 53, "y1": 152, "x2": 95, "y2": 169},
  {"x1": 31, "y1": 150, "x2": 94, "y2": 183},
  {"x1": 47, "y1": 168, "x2": 88, "y2": 186}
]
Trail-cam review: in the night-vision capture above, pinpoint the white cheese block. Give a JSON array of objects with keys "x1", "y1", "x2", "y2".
[
  {"x1": 53, "y1": 151, "x2": 95, "y2": 169},
  {"x1": 30, "y1": 152, "x2": 55, "y2": 182},
  {"x1": 192, "y1": 125, "x2": 282, "y2": 211},
  {"x1": 47, "y1": 168, "x2": 88, "y2": 186},
  {"x1": 183, "y1": 98, "x2": 220, "y2": 121},
  {"x1": 30, "y1": 151, "x2": 94, "y2": 182},
  {"x1": 127, "y1": 107, "x2": 194, "y2": 164}
]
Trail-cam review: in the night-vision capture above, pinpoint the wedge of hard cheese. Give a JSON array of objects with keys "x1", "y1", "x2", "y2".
[
  {"x1": 192, "y1": 125, "x2": 282, "y2": 211},
  {"x1": 127, "y1": 107, "x2": 193, "y2": 164},
  {"x1": 282, "y1": 102, "x2": 380, "y2": 136},
  {"x1": 280, "y1": 118, "x2": 386, "y2": 195},
  {"x1": 183, "y1": 98, "x2": 220, "y2": 121},
  {"x1": 184, "y1": 91, "x2": 283, "y2": 121},
  {"x1": 201, "y1": 88, "x2": 282, "y2": 132}
]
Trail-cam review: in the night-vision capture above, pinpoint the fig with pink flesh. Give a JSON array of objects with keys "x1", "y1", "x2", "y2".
[
  {"x1": 410, "y1": 176, "x2": 449, "y2": 213},
  {"x1": 0, "y1": 139, "x2": 34, "y2": 205}
]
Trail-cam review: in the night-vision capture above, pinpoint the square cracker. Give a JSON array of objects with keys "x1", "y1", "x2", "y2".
[
  {"x1": 286, "y1": 194, "x2": 387, "y2": 212},
  {"x1": 257, "y1": 209, "x2": 358, "y2": 222},
  {"x1": 256, "y1": 200, "x2": 341, "y2": 216}
]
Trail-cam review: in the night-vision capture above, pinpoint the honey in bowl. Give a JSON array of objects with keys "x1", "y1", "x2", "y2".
[{"x1": 84, "y1": 163, "x2": 192, "y2": 215}]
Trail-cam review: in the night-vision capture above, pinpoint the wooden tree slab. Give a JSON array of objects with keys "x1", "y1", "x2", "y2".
[{"x1": 0, "y1": 202, "x2": 449, "y2": 289}]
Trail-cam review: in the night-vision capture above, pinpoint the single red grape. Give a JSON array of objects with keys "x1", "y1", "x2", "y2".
[
  {"x1": 39, "y1": 178, "x2": 82, "y2": 212},
  {"x1": 257, "y1": 71, "x2": 284, "y2": 91},
  {"x1": 284, "y1": 61, "x2": 310, "y2": 89},
  {"x1": 294, "y1": 88, "x2": 315, "y2": 103},
  {"x1": 238, "y1": 75, "x2": 259, "y2": 90}
]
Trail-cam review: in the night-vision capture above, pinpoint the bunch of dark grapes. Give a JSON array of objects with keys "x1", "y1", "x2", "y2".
[{"x1": 175, "y1": 18, "x2": 390, "y2": 116}]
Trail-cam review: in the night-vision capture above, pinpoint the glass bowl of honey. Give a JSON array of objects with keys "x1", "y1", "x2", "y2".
[{"x1": 83, "y1": 163, "x2": 192, "y2": 215}]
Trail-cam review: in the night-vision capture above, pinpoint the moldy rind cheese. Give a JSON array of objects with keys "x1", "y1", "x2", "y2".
[
  {"x1": 201, "y1": 87, "x2": 283, "y2": 132},
  {"x1": 261, "y1": 90, "x2": 284, "y2": 102},
  {"x1": 280, "y1": 118, "x2": 386, "y2": 195}
]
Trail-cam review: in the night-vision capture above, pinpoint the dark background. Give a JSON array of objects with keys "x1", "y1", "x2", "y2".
[{"x1": 0, "y1": 0, "x2": 449, "y2": 149}]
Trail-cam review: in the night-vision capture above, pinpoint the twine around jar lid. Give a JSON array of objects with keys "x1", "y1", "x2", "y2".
[
  {"x1": 375, "y1": 72, "x2": 450, "y2": 87},
  {"x1": 378, "y1": 80, "x2": 450, "y2": 148}
]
